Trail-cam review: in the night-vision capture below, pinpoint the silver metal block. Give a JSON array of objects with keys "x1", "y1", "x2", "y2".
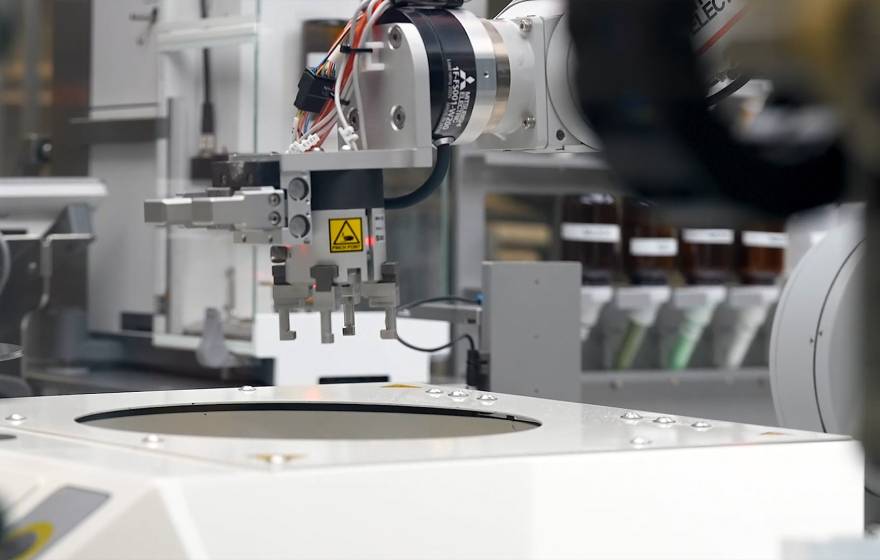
[
  {"x1": 143, "y1": 198, "x2": 193, "y2": 225},
  {"x1": 482, "y1": 261, "x2": 582, "y2": 401}
]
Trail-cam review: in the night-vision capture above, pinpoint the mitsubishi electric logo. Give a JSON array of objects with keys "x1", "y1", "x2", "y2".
[
  {"x1": 439, "y1": 62, "x2": 476, "y2": 134},
  {"x1": 459, "y1": 69, "x2": 476, "y2": 91}
]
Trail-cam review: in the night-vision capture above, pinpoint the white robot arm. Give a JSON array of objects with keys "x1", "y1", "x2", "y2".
[
  {"x1": 144, "y1": 0, "x2": 588, "y2": 344},
  {"x1": 142, "y1": 0, "x2": 748, "y2": 345}
]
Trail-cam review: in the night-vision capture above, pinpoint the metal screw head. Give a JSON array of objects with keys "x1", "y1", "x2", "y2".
[
  {"x1": 268, "y1": 212, "x2": 283, "y2": 226},
  {"x1": 287, "y1": 177, "x2": 310, "y2": 201},
  {"x1": 270, "y1": 246, "x2": 290, "y2": 264},
  {"x1": 621, "y1": 411, "x2": 642, "y2": 421},
  {"x1": 391, "y1": 106, "x2": 407, "y2": 131},
  {"x1": 476, "y1": 394, "x2": 498, "y2": 404},
  {"x1": 519, "y1": 17, "x2": 533, "y2": 34},
  {"x1": 289, "y1": 215, "x2": 311, "y2": 238},
  {"x1": 425, "y1": 388, "x2": 444, "y2": 396},
  {"x1": 268, "y1": 454, "x2": 287, "y2": 466},
  {"x1": 239, "y1": 385, "x2": 257, "y2": 393},
  {"x1": 630, "y1": 436, "x2": 652, "y2": 447},
  {"x1": 5, "y1": 413, "x2": 25, "y2": 423},
  {"x1": 268, "y1": 193, "x2": 282, "y2": 207},
  {"x1": 522, "y1": 115, "x2": 537, "y2": 130},
  {"x1": 142, "y1": 434, "x2": 163, "y2": 446},
  {"x1": 389, "y1": 26, "x2": 403, "y2": 49},
  {"x1": 691, "y1": 421, "x2": 712, "y2": 431},
  {"x1": 448, "y1": 389, "x2": 470, "y2": 399},
  {"x1": 654, "y1": 416, "x2": 676, "y2": 426},
  {"x1": 347, "y1": 108, "x2": 360, "y2": 132}
]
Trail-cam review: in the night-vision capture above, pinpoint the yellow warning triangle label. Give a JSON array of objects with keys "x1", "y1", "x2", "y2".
[{"x1": 329, "y1": 218, "x2": 364, "y2": 253}]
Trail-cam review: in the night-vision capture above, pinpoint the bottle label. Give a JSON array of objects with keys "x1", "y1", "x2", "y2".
[
  {"x1": 630, "y1": 238, "x2": 679, "y2": 257},
  {"x1": 683, "y1": 228, "x2": 735, "y2": 245},
  {"x1": 742, "y1": 231, "x2": 789, "y2": 249},
  {"x1": 561, "y1": 223, "x2": 621, "y2": 243}
]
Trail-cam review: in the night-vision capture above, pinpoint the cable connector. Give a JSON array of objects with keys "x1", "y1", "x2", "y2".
[
  {"x1": 288, "y1": 134, "x2": 321, "y2": 154},
  {"x1": 294, "y1": 68, "x2": 335, "y2": 114},
  {"x1": 338, "y1": 126, "x2": 360, "y2": 148},
  {"x1": 340, "y1": 45, "x2": 374, "y2": 54},
  {"x1": 466, "y1": 349, "x2": 490, "y2": 391}
]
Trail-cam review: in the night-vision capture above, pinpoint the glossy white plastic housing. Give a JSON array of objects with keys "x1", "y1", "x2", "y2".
[
  {"x1": 0, "y1": 384, "x2": 863, "y2": 559},
  {"x1": 770, "y1": 211, "x2": 877, "y2": 494}
]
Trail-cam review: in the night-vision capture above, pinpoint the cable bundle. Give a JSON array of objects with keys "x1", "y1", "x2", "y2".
[{"x1": 291, "y1": 0, "x2": 393, "y2": 153}]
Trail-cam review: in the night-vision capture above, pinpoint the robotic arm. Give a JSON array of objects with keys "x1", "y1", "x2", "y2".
[{"x1": 144, "y1": 0, "x2": 587, "y2": 344}]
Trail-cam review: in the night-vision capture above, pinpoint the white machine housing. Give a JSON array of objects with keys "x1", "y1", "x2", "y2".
[
  {"x1": 0, "y1": 384, "x2": 865, "y2": 559},
  {"x1": 770, "y1": 206, "x2": 878, "y2": 496}
]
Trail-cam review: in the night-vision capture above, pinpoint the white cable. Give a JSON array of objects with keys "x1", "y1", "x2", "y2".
[
  {"x1": 295, "y1": 0, "x2": 388, "y2": 149},
  {"x1": 308, "y1": 109, "x2": 339, "y2": 135},
  {"x1": 335, "y1": 1, "x2": 370, "y2": 145},
  {"x1": 352, "y1": 0, "x2": 391, "y2": 149},
  {"x1": 335, "y1": 0, "x2": 391, "y2": 150}
]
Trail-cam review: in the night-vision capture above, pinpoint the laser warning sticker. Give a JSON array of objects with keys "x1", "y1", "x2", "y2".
[{"x1": 329, "y1": 218, "x2": 364, "y2": 253}]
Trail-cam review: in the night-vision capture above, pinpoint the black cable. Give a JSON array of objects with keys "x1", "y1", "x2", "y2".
[
  {"x1": 199, "y1": 0, "x2": 215, "y2": 137},
  {"x1": 396, "y1": 295, "x2": 481, "y2": 354},
  {"x1": 397, "y1": 296, "x2": 480, "y2": 312},
  {"x1": 384, "y1": 141, "x2": 453, "y2": 210},
  {"x1": 706, "y1": 74, "x2": 750, "y2": 107}
]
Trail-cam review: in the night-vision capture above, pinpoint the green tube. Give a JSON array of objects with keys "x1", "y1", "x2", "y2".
[
  {"x1": 667, "y1": 324, "x2": 702, "y2": 370},
  {"x1": 667, "y1": 309, "x2": 713, "y2": 370},
  {"x1": 614, "y1": 321, "x2": 648, "y2": 370}
]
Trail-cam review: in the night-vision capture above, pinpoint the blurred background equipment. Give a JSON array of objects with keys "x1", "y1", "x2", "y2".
[
  {"x1": 569, "y1": 0, "x2": 880, "y2": 522},
  {"x1": 0, "y1": 0, "x2": 876, "y2": 556},
  {"x1": 1, "y1": 0, "x2": 472, "y2": 394},
  {"x1": 0, "y1": 0, "x2": 868, "y2": 440}
]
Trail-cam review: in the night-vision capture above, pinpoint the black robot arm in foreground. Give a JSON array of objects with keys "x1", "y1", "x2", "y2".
[{"x1": 569, "y1": 0, "x2": 847, "y2": 218}]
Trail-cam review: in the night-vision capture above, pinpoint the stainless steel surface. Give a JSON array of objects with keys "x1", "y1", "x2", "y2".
[
  {"x1": 0, "y1": 200, "x2": 95, "y2": 378},
  {"x1": 581, "y1": 368, "x2": 777, "y2": 426},
  {"x1": 482, "y1": 19, "x2": 511, "y2": 133},
  {"x1": 448, "y1": 10, "x2": 498, "y2": 145},
  {"x1": 0, "y1": 344, "x2": 22, "y2": 362},
  {"x1": 356, "y1": 24, "x2": 433, "y2": 152},
  {"x1": 403, "y1": 303, "x2": 481, "y2": 326}
]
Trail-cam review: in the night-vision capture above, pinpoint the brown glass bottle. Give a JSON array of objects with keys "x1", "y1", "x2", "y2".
[
  {"x1": 680, "y1": 228, "x2": 735, "y2": 285},
  {"x1": 302, "y1": 20, "x2": 348, "y2": 68},
  {"x1": 737, "y1": 223, "x2": 788, "y2": 285},
  {"x1": 623, "y1": 198, "x2": 678, "y2": 286},
  {"x1": 561, "y1": 194, "x2": 621, "y2": 285}
]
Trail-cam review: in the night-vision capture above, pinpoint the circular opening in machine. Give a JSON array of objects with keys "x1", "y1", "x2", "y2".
[{"x1": 76, "y1": 403, "x2": 542, "y2": 440}]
